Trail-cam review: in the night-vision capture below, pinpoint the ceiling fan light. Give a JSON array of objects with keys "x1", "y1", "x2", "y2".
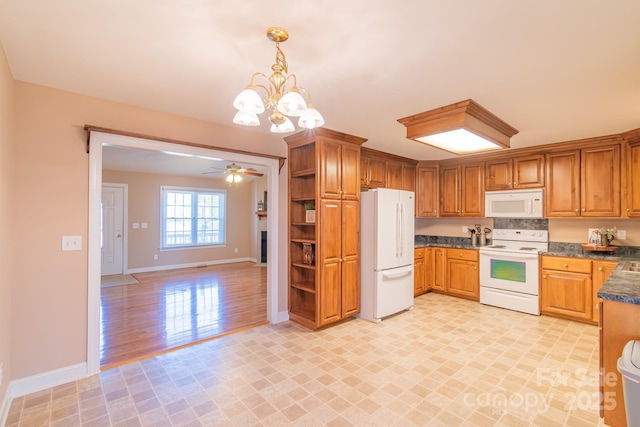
[
  {"x1": 278, "y1": 89, "x2": 307, "y2": 117},
  {"x1": 233, "y1": 88, "x2": 265, "y2": 114},
  {"x1": 233, "y1": 111, "x2": 260, "y2": 126},
  {"x1": 298, "y1": 106, "x2": 325, "y2": 129},
  {"x1": 270, "y1": 117, "x2": 295, "y2": 133}
]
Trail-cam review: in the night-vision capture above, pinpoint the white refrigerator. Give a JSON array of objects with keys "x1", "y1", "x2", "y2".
[{"x1": 359, "y1": 188, "x2": 415, "y2": 323}]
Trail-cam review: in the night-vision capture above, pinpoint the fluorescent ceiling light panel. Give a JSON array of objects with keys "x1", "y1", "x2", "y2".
[{"x1": 416, "y1": 129, "x2": 503, "y2": 155}]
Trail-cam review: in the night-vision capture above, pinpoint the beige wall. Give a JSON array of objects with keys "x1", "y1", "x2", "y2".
[
  {"x1": 549, "y1": 218, "x2": 640, "y2": 245},
  {"x1": 12, "y1": 81, "x2": 287, "y2": 380},
  {"x1": 415, "y1": 217, "x2": 495, "y2": 237},
  {"x1": 0, "y1": 43, "x2": 14, "y2": 408},
  {"x1": 102, "y1": 169, "x2": 254, "y2": 269}
]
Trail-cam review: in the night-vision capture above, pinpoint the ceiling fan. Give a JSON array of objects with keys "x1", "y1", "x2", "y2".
[{"x1": 203, "y1": 163, "x2": 264, "y2": 183}]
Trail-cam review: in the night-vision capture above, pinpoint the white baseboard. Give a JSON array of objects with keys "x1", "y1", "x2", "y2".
[
  {"x1": 275, "y1": 310, "x2": 290, "y2": 323},
  {"x1": 7, "y1": 363, "x2": 88, "y2": 399},
  {"x1": 127, "y1": 257, "x2": 257, "y2": 274}
]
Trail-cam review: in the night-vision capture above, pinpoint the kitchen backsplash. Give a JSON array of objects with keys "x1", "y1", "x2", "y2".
[{"x1": 493, "y1": 218, "x2": 549, "y2": 230}]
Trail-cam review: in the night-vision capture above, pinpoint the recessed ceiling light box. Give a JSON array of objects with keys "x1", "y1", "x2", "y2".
[{"x1": 398, "y1": 99, "x2": 518, "y2": 155}]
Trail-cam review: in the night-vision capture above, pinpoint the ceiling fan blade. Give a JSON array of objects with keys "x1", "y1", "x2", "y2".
[
  {"x1": 242, "y1": 171, "x2": 264, "y2": 177},
  {"x1": 201, "y1": 171, "x2": 222, "y2": 175}
]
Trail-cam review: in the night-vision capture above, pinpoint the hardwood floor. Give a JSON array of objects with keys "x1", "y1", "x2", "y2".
[{"x1": 100, "y1": 261, "x2": 267, "y2": 368}]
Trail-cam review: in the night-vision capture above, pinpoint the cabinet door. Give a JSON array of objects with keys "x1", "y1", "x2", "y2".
[
  {"x1": 440, "y1": 165, "x2": 460, "y2": 217},
  {"x1": 386, "y1": 161, "x2": 403, "y2": 190},
  {"x1": 416, "y1": 166, "x2": 438, "y2": 217},
  {"x1": 362, "y1": 156, "x2": 386, "y2": 188},
  {"x1": 424, "y1": 247, "x2": 434, "y2": 290},
  {"x1": 341, "y1": 201, "x2": 360, "y2": 317},
  {"x1": 581, "y1": 144, "x2": 621, "y2": 217},
  {"x1": 485, "y1": 158, "x2": 512, "y2": 191},
  {"x1": 318, "y1": 200, "x2": 342, "y2": 325},
  {"x1": 592, "y1": 260, "x2": 617, "y2": 323},
  {"x1": 446, "y1": 259, "x2": 479, "y2": 300},
  {"x1": 319, "y1": 139, "x2": 342, "y2": 200},
  {"x1": 545, "y1": 150, "x2": 581, "y2": 217},
  {"x1": 341, "y1": 143, "x2": 361, "y2": 200},
  {"x1": 540, "y1": 269, "x2": 592, "y2": 321},
  {"x1": 461, "y1": 163, "x2": 484, "y2": 217},
  {"x1": 402, "y1": 165, "x2": 416, "y2": 192},
  {"x1": 432, "y1": 248, "x2": 446, "y2": 291},
  {"x1": 625, "y1": 142, "x2": 640, "y2": 217},
  {"x1": 414, "y1": 248, "x2": 425, "y2": 296},
  {"x1": 513, "y1": 154, "x2": 545, "y2": 188}
]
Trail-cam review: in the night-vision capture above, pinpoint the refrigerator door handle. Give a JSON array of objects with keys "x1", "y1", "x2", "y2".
[
  {"x1": 395, "y1": 202, "x2": 400, "y2": 257},
  {"x1": 400, "y1": 202, "x2": 404, "y2": 257},
  {"x1": 382, "y1": 266, "x2": 413, "y2": 279}
]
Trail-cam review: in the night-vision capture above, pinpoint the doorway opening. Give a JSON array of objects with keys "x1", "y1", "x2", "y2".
[{"x1": 88, "y1": 131, "x2": 281, "y2": 375}]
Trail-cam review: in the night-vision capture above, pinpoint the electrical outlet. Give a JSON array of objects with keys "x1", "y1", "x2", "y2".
[
  {"x1": 153, "y1": 254, "x2": 158, "y2": 260},
  {"x1": 618, "y1": 230, "x2": 627, "y2": 240},
  {"x1": 462, "y1": 226, "x2": 468, "y2": 233},
  {"x1": 234, "y1": 248, "x2": 238, "y2": 253}
]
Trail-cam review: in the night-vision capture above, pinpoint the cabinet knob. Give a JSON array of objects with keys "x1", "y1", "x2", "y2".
[
  {"x1": 598, "y1": 267, "x2": 603, "y2": 271},
  {"x1": 543, "y1": 274, "x2": 547, "y2": 279},
  {"x1": 582, "y1": 208, "x2": 585, "y2": 212},
  {"x1": 575, "y1": 209, "x2": 579, "y2": 213},
  {"x1": 460, "y1": 253, "x2": 463, "y2": 257},
  {"x1": 474, "y1": 266, "x2": 477, "y2": 270},
  {"x1": 627, "y1": 208, "x2": 631, "y2": 212},
  {"x1": 563, "y1": 263, "x2": 568, "y2": 267}
]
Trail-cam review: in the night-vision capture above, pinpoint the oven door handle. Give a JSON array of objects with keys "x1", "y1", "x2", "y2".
[{"x1": 480, "y1": 250, "x2": 539, "y2": 259}]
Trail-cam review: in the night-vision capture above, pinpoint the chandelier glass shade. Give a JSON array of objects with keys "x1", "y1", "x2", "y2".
[{"x1": 233, "y1": 27, "x2": 324, "y2": 133}]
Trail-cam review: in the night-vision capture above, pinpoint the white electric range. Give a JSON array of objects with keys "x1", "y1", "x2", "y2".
[{"x1": 479, "y1": 229, "x2": 549, "y2": 315}]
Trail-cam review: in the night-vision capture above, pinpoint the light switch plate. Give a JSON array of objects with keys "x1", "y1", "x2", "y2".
[
  {"x1": 132, "y1": 223, "x2": 140, "y2": 229},
  {"x1": 62, "y1": 235, "x2": 82, "y2": 251},
  {"x1": 141, "y1": 223, "x2": 148, "y2": 229},
  {"x1": 618, "y1": 230, "x2": 627, "y2": 240}
]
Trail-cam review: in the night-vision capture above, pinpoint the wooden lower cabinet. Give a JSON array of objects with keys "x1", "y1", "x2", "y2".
[
  {"x1": 428, "y1": 247, "x2": 479, "y2": 300},
  {"x1": 414, "y1": 248, "x2": 426, "y2": 296},
  {"x1": 446, "y1": 248, "x2": 479, "y2": 300},
  {"x1": 432, "y1": 247, "x2": 446, "y2": 291},
  {"x1": 601, "y1": 300, "x2": 640, "y2": 427},
  {"x1": 592, "y1": 260, "x2": 618, "y2": 323},
  {"x1": 540, "y1": 256, "x2": 593, "y2": 322}
]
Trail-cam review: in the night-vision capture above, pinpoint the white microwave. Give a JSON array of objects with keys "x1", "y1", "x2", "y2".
[{"x1": 485, "y1": 189, "x2": 544, "y2": 218}]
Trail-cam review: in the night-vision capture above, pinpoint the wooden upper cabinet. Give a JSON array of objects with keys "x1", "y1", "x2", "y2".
[
  {"x1": 440, "y1": 162, "x2": 484, "y2": 217},
  {"x1": 461, "y1": 163, "x2": 484, "y2": 217},
  {"x1": 625, "y1": 134, "x2": 640, "y2": 217},
  {"x1": 416, "y1": 165, "x2": 438, "y2": 217},
  {"x1": 485, "y1": 154, "x2": 544, "y2": 191},
  {"x1": 545, "y1": 144, "x2": 621, "y2": 217},
  {"x1": 545, "y1": 150, "x2": 581, "y2": 217},
  {"x1": 402, "y1": 164, "x2": 416, "y2": 192},
  {"x1": 360, "y1": 155, "x2": 386, "y2": 188},
  {"x1": 319, "y1": 138, "x2": 360, "y2": 200},
  {"x1": 386, "y1": 161, "x2": 403, "y2": 190},
  {"x1": 440, "y1": 165, "x2": 461, "y2": 216},
  {"x1": 581, "y1": 144, "x2": 620, "y2": 217}
]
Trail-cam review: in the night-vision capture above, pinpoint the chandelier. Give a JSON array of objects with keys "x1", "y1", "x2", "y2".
[{"x1": 232, "y1": 27, "x2": 325, "y2": 133}]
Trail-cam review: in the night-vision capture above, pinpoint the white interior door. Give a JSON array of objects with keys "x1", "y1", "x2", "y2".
[{"x1": 101, "y1": 185, "x2": 125, "y2": 276}]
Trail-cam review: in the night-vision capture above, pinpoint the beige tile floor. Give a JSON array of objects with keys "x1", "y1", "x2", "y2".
[{"x1": 5, "y1": 293, "x2": 606, "y2": 426}]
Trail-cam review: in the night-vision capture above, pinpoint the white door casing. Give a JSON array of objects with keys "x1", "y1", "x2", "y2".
[
  {"x1": 87, "y1": 131, "x2": 281, "y2": 375},
  {"x1": 101, "y1": 184, "x2": 126, "y2": 275}
]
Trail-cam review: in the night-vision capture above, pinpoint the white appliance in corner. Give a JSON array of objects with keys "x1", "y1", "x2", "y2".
[{"x1": 360, "y1": 188, "x2": 415, "y2": 323}]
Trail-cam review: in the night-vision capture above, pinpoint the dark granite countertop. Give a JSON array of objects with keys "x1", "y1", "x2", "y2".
[{"x1": 415, "y1": 235, "x2": 640, "y2": 305}]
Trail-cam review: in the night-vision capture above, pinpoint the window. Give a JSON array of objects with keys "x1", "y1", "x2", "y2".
[{"x1": 161, "y1": 186, "x2": 226, "y2": 248}]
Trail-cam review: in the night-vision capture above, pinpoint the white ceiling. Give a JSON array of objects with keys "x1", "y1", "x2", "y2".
[{"x1": 1, "y1": 0, "x2": 640, "y2": 162}]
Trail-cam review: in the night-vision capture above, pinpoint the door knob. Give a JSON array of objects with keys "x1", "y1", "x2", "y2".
[{"x1": 117, "y1": 233, "x2": 122, "y2": 237}]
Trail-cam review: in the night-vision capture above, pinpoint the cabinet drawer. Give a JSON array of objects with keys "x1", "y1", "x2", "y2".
[
  {"x1": 414, "y1": 247, "x2": 425, "y2": 260},
  {"x1": 446, "y1": 248, "x2": 478, "y2": 262},
  {"x1": 541, "y1": 256, "x2": 592, "y2": 274}
]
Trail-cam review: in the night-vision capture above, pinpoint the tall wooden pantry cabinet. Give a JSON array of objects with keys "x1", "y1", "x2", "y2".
[{"x1": 284, "y1": 128, "x2": 367, "y2": 330}]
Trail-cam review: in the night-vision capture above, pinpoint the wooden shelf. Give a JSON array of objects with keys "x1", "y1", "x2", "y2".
[
  {"x1": 291, "y1": 281, "x2": 316, "y2": 293},
  {"x1": 291, "y1": 222, "x2": 316, "y2": 226},
  {"x1": 291, "y1": 169, "x2": 316, "y2": 177},
  {"x1": 256, "y1": 211, "x2": 267, "y2": 220},
  {"x1": 292, "y1": 262, "x2": 316, "y2": 270},
  {"x1": 291, "y1": 238, "x2": 315, "y2": 244}
]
